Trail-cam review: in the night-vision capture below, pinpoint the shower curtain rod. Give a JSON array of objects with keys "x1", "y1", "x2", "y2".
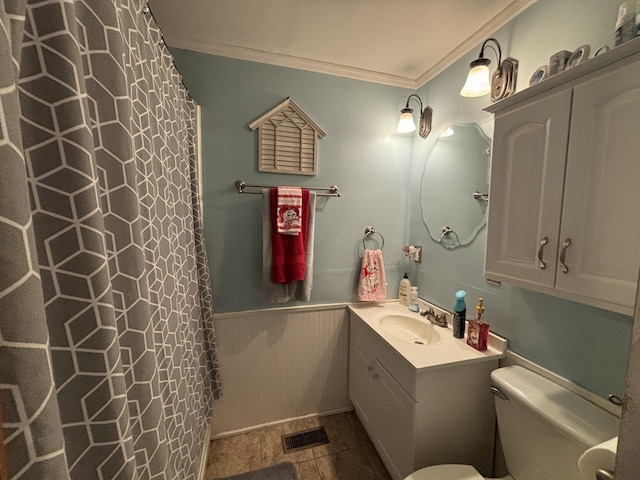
[{"x1": 235, "y1": 180, "x2": 341, "y2": 197}]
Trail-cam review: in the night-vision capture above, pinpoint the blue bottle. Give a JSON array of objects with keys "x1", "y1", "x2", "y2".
[{"x1": 453, "y1": 290, "x2": 467, "y2": 338}]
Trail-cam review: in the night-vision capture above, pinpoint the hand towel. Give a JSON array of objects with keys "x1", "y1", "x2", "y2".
[
  {"x1": 357, "y1": 249, "x2": 387, "y2": 302},
  {"x1": 578, "y1": 436, "x2": 618, "y2": 480},
  {"x1": 263, "y1": 190, "x2": 316, "y2": 303},
  {"x1": 276, "y1": 186, "x2": 303, "y2": 235},
  {"x1": 271, "y1": 188, "x2": 309, "y2": 283}
]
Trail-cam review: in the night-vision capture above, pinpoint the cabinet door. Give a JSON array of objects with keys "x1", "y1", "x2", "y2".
[
  {"x1": 373, "y1": 359, "x2": 415, "y2": 480},
  {"x1": 485, "y1": 89, "x2": 572, "y2": 287},
  {"x1": 348, "y1": 335, "x2": 375, "y2": 431},
  {"x1": 556, "y1": 57, "x2": 640, "y2": 310}
]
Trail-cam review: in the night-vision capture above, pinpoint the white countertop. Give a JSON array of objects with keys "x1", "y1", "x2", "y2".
[{"x1": 349, "y1": 300, "x2": 506, "y2": 371}]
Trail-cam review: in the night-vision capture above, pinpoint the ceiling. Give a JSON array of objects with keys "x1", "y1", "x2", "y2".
[{"x1": 148, "y1": 0, "x2": 536, "y2": 89}]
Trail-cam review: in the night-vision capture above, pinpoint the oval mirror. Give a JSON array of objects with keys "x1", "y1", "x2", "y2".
[{"x1": 420, "y1": 122, "x2": 490, "y2": 249}]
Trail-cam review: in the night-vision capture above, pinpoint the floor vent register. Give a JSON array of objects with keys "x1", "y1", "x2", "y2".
[{"x1": 281, "y1": 426, "x2": 329, "y2": 453}]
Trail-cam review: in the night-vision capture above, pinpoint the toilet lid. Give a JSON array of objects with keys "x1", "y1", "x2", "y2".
[{"x1": 404, "y1": 464, "x2": 484, "y2": 480}]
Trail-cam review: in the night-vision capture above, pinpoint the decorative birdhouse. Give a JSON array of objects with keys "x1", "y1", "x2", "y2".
[{"x1": 249, "y1": 98, "x2": 326, "y2": 176}]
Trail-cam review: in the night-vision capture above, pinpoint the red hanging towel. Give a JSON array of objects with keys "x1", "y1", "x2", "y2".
[{"x1": 271, "y1": 188, "x2": 309, "y2": 283}]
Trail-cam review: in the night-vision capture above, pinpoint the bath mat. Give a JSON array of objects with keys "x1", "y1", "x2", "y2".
[{"x1": 218, "y1": 462, "x2": 298, "y2": 480}]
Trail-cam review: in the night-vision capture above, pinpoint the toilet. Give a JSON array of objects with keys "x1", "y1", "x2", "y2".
[{"x1": 404, "y1": 365, "x2": 620, "y2": 480}]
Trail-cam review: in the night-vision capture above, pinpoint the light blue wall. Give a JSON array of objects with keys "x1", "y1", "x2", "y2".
[
  {"x1": 173, "y1": 0, "x2": 633, "y2": 399},
  {"x1": 173, "y1": 52, "x2": 415, "y2": 312}
]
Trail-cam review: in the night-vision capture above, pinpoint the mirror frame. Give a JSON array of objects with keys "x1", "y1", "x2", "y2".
[{"x1": 420, "y1": 121, "x2": 491, "y2": 249}]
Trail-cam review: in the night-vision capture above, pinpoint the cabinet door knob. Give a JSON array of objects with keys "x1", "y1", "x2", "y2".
[
  {"x1": 537, "y1": 236, "x2": 549, "y2": 270},
  {"x1": 367, "y1": 365, "x2": 374, "y2": 372},
  {"x1": 372, "y1": 373, "x2": 379, "y2": 379},
  {"x1": 559, "y1": 238, "x2": 572, "y2": 273}
]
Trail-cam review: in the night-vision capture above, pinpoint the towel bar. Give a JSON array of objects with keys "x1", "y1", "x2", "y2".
[{"x1": 236, "y1": 180, "x2": 341, "y2": 197}]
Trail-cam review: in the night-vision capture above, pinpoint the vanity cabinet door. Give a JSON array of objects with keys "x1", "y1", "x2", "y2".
[
  {"x1": 485, "y1": 89, "x2": 572, "y2": 287},
  {"x1": 348, "y1": 334, "x2": 376, "y2": 432},
  {"x1": 373, "y1": 358, "x2": 415, "y2": 480},
  {"x1": 555, "y1": 57, "x2": 640, "y2": 309}
]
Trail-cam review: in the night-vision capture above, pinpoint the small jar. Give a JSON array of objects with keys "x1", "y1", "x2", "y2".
[
  {"x1": 409, "y1": 286, "x2": 419, "y2": 312},
  {"x1": 615, "y1": 1, "x2": 636, "y2": 45}
]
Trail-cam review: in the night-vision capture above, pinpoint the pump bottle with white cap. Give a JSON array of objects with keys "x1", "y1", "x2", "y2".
[{"x1": 399, "y1": 273, "x2": 411, "y2": 306}]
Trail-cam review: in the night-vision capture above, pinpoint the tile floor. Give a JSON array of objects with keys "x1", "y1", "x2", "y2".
[{"x1": 205, "y1": 411, "x2": 392, "y2": 480}]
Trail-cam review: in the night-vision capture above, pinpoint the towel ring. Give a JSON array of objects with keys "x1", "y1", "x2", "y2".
[
  {"x1": 440, "y1": 225, "x2": 460, "y2": 245},
  {"x1": 363, "y1": 226, "x2": 385, "y2": 250}
]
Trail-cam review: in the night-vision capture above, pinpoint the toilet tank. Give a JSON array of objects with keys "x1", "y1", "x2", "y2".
[{"x1": 491, "y1": 366, "x2": 619, "y2": 480}]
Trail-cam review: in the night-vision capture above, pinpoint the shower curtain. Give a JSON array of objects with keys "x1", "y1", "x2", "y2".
[{"x1": 0, "y1": 1, "x2": 221, "y2": 479}]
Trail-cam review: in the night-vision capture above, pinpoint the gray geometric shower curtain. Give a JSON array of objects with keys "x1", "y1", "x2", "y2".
[{"x1": 0, "y1": 0, "x2": 221, "y2": 479}]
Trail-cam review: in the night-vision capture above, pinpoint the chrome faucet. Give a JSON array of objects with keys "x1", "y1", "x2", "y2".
[
  {"x1": 431, "y1": 313, "x2": 449, "y2": 327},
  {"x1": 420, "y1": 307, "x2": 448, "y2": 327},
  {"x1": 420, "y1": 306, "x2": 434, "y2": 317}
]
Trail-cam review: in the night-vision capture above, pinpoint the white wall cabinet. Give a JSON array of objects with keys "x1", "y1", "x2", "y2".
[
  {"x1": 485, "y1": 46, "x2": 640, "y2": 316},
  {"x1": 348, "y1": 312, "x2": 497, "y2": 480}
]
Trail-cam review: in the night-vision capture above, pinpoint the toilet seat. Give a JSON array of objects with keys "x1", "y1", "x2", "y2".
[
  {"x1": 404, "y1": 465, "x2": 515, "y2": 480},
  {"x1": 404, "y1": 464, "x2": 484, "y2": 480}
]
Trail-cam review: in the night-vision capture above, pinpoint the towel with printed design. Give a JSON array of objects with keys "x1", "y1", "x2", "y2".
[
  {"x1": 276, "y1": 186, "x2": 303, "y2": 235},
  {"x1": 357, "y1": 249, "x2": 387, "y2": 302}
]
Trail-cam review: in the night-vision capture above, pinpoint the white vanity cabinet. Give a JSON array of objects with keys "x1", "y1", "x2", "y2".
[
  {"x1": 349, "y1": 331, "x2": 415, "y2": 477},
  {"x1": 485, "y1": 44, "x2": 640, "y2": 316},
  {"x1": 348, "y1": 311, "x2": 498, "y2": 480}
]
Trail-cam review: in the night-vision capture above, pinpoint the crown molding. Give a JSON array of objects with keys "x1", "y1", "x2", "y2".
[
  {"x1": 167, "y1": 0, "x2": 536, "y2": 91},
  {"x1": 415, "y1": 0, "x2": 537, "y2": 88},
  {"x1": 167, "y1": 38, "x2": 418, "y2": 89}
]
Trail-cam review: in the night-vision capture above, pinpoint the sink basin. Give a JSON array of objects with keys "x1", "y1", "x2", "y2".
[{"x1": 379, "y1": 314, "x2": 441, "y2": 345}]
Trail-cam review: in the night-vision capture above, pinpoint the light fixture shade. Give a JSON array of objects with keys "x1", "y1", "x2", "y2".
[
  {"x1": 396, "y1": 109, "x2": 416, "y2": 133},
  {"x1": 460, "y1": 64, "x2": 491, "y2": 97}
]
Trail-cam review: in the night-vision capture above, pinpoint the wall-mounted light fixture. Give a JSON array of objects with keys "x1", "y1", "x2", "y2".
[
  {"x1": 460, "y1": 38, "x2": 518, "y2": 102},
  {"x1": 396, "y1": 94, "x2": 432, "y2": 139}
]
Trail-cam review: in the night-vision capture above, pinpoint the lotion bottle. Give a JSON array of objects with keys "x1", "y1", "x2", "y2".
[
  {"x1": 467, "y1": 297, "x2": 489, "y2": 351},
  {"x1": 399, "y1": 273, "x2": 411, "y2": 306}
]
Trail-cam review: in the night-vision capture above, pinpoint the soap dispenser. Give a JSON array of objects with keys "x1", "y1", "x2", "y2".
[
  {"x1": 399, "y1": 273, "x2": 411, "y2": 306},
  {"x1": 467, "y1": 297, "x2": 489, "y2": 351}
]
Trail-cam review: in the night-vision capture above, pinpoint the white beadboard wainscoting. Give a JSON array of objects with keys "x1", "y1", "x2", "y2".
[{"x1": 211, "y1": 304, "x2": 351, "y2": 437}]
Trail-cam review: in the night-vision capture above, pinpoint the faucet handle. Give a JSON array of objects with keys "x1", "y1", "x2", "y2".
[
  {"x1": 433, "y1": 312, "x2": 449, "y2": 327},
  {"x1": 420, "y1": 307, "x2": 433, "y2": 317}
]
